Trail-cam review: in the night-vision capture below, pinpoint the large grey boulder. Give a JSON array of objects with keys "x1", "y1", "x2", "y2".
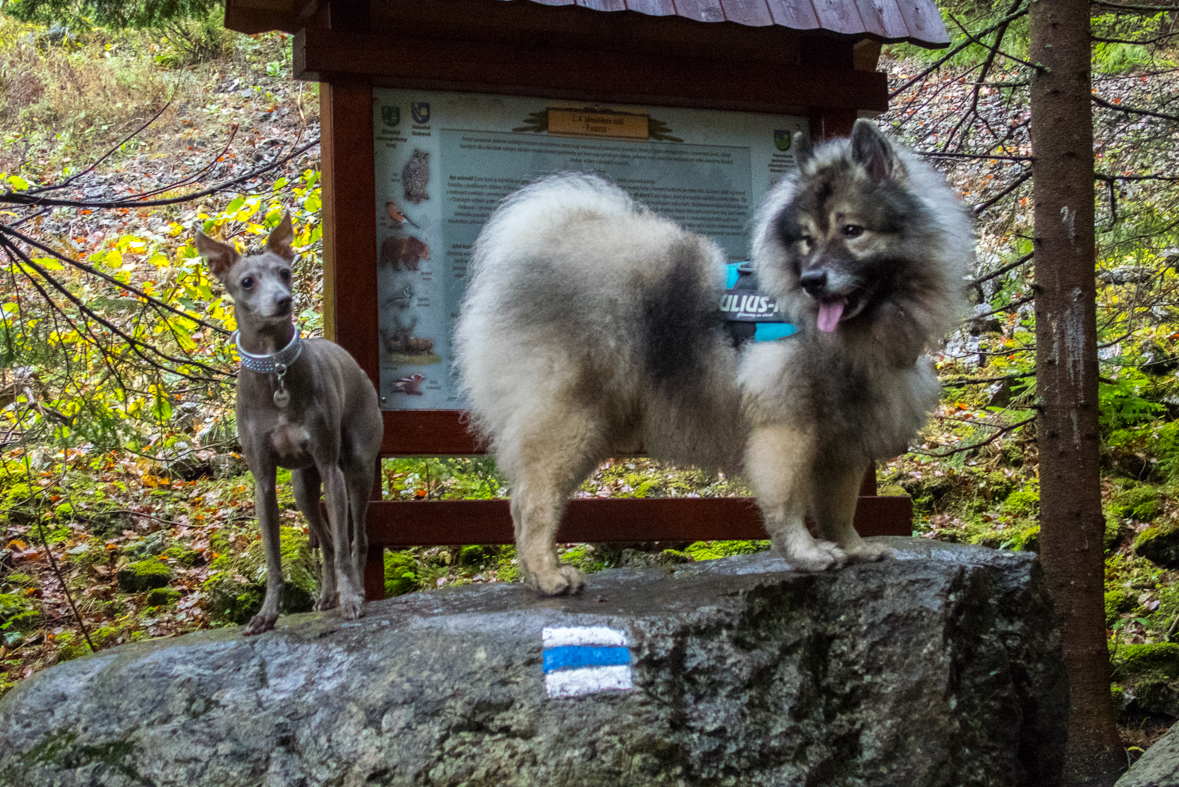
[
  {"x1": 1117, "y1": 722, "x2": 1179, "y2": 787},
  {"x1": 0, "y1": 537, "x2": 1065, "y2": 787}
]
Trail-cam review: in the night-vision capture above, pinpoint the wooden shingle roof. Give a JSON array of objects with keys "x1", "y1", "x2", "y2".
[
  {"x1": 226, "y1": 0, "x2": 950, "y2": 47},
  {"x1": 513, "y1": 0, "x2": 948, "y2": 44}
]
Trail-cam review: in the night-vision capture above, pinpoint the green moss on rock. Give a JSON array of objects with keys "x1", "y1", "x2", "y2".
[
  {"x1": 384, "y1": 551, "x2": 418, "y2": 597},
  {"x1": 202, "y1": 527, "x2": 318, "y2": 624},
  {"x1": 1110, "y1": 484, "x2": 1164, "y2": 522},
  {"x1": 162, "y1": 545, "x2": 202, "y2": 567},
  {"x1": 0, "y1": 592, "x2": 38, "y2": 630},
  {"x1": 1133, "y1": 522, "x2": 1179, "y2": 569},
  {"x1": 1104, "y1": 589, "x2": 1137, "y2": 626},
  {"x1": 1111, "y1": 642, "x2": 1179, "y2": 682},
  {"x1": 146, "y1": 588, "x2": 181, "y2": 607},
  {"x1": 1002, "y1": 487, "x2": 1040, "y2": 517},
  {"x1": 684, "y1": 541, "x2": 770, "y2": 561},
  {"x1": 115, "y1": 558, "x2": 173, "y2": 593}
]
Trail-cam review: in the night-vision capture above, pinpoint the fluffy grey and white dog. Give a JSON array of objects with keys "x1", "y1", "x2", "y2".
[{"x1": 454, "y1": 120, "x2": 973, "y2": 595}]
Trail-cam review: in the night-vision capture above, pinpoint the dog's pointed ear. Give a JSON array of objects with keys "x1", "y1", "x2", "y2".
[
  {"x1": 792, "y1": 132, "x2": 814, "y2": 167},
  {"x1": 850, "y1": 119, "x2": 904, "y2": 183},
  {"x1": 194, "y1": 230, "x2": 240, "y2": 281},
  {"x1": 266, "y1": 212, "x2": 296, "y2": 261}
]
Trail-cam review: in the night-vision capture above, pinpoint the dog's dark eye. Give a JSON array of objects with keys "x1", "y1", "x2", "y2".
[
  {"x1": 800, "y1": 235, "x2": 814, "y2": 249},
  {"x1": 279, "y1": 269, "x2": 291, "y2": 282},
  {"x1": 842, "y1": 224, "x2": 864, "y2": 239},
  {"x1": 241, "y1": 276, "x2": 255, "y2": 289}
]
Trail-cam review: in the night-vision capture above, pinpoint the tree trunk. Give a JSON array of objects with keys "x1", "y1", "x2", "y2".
[{"x1": 1029, "y1": 3, "x2": 1125, "y2": 786}]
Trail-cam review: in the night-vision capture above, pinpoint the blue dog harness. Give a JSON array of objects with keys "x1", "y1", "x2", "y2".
[{"x1": 721, "y1": 262, "x2": 799, "y2": 347}]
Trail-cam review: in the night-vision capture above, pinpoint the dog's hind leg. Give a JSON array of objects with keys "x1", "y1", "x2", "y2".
[
  {"x1": 246, "y1": 461, "x2": 285, "y2": 635},
  {"x1": 322, "y1": 463, "x2": 366, "y2": 620},
  {"x1": 343, "y1": 452, "x2": 375, "y2": 605},
  {"x1": 746, "y1": 424, "x2": 846, "y2": 571},
  {"x1": 811, "y1": 460, "x2": 892, "y2": 563},
  {"x1": 293, "y1": 465, "x2": 338, "y2": 611},
  {"x1": 506, "y1": 412, "x2": 606, "y2": 596}
]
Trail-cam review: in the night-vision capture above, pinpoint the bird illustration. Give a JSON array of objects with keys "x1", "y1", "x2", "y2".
[{"x1": 392, "y1": 374, "x2": 426, "y2": 395}]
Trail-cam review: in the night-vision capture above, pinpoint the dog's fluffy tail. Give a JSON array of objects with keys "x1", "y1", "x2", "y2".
[{"x1": 455, "y1": 173, "x2": 645, "y2": 446}]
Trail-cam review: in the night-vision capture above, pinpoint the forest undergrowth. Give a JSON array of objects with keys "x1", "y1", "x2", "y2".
[{"x1": 1, "y1": 10, "x2": 1179, "y2": 761}]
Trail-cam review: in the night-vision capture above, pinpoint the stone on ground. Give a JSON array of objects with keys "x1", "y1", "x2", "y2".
[{"x1": 1116, "y1": 721, "x2": 1179, "y2": 787}]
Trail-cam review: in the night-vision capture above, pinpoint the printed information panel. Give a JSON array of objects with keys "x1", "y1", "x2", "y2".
[{"x1": 372, "y1": 88, "x2": 806, "y2": 410}]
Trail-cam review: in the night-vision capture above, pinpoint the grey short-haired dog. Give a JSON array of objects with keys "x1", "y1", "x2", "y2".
[
  {"x1": 197, "y1": 215, "x2": 383, "y2": 634},
  {"x1": 455, "y1": 120, "x2": 973, "y2": 596}
]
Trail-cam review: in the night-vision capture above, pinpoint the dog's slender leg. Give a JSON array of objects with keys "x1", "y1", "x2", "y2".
[
  {"x1": 293, "y1": 466, "x2": 338, "y2": 611},
  {"x1": 322, "y1": 463, "x2": 365, "y2": 620},
  {"x1": 746, "y1": 424, "x2": 846, "y2": 571},
  {"x1": 246, "y1": 462, "x2": 285, "y2": 635},
  {"x1": 811, "y1": 462, "x2": 893, "y2": 563},
  {"x1": 344, "y1": 454, "x2": 375, "y2": 604}
]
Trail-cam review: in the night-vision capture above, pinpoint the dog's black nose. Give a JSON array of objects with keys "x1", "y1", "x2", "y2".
[
  {"x1": 276, "y1": 294, "x2": 292, "y2": 313},
  {"x1": 799, "y1": 269, "x2": 827, "y2": 296}
]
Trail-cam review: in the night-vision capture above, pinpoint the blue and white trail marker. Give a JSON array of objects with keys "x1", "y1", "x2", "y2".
[{"x1": 542, "y1": 626, "x2": 633, "y2": 698}]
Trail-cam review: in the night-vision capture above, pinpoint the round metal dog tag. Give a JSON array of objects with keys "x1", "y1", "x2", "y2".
[{"x1": 273, "y1": 388, "x2": 290, "y2": 408}]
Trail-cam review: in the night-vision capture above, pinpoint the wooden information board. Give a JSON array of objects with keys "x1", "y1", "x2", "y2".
[{"x1": 317, "y1": 84, "x2": 914, "y2": 600}]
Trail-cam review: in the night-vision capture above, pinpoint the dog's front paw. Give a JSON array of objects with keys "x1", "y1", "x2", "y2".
[
  {"x1": 338, "y1": 592, "x2": 365, "y2": 621},
  {"x1": 244, "y1": 610, "x2": 279, "y2": 636},
  {"x1": 532, "y1": 565, "x2": 586, "y2": 596},
  {"x1": 786, "y1": 540, "x2": 847, "y2": 572},
  {"x1": 844, "y1": 540, "x2": 894, "y2": 564},
  {"x1": 313, "y1": 593, "x2": 337, "y2": 612}
]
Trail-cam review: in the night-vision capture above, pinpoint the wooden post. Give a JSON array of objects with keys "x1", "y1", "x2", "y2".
[{"x1": 321, "y1": 79, "x2": 387, "y2": 599}]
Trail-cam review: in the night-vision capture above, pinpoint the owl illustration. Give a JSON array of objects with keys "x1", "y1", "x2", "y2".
[{"x1": 402, "y1": 150, "x2": 430, "y2": 205}]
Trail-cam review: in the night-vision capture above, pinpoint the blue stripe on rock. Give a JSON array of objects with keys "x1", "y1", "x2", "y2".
[{"x1": 543, "y1": 645, "x2": 631, "y2": 673}]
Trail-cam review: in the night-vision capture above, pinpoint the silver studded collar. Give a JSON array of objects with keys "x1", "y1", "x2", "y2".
[
  {"x1": 233, "y1": 325, "x2": 304, "y2": 374},
  {"x1": 233, "y1": 326, "x2": 304, "y2": 408}
]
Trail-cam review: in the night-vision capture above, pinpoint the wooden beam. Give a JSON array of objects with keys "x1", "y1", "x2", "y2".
[
  {"x1": 365, "y1": 495, "x2": 912, "y2": 547},
  {"x1": 294, "y1": 29, "x2": 888, "y2": 114},
  {"x1": 381, "y1": 411, "x2": 478, "y2": 456}
]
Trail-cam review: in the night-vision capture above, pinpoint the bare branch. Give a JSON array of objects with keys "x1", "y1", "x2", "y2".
[
  {"x1": 920, "y1": 151, "x2": 1033, "y2": 161},
  {"x1": 947, "y1": 13, "x2": 1047, "y2": 73},
  {"x1": 1090, "y1": 1, "x2": 1179, "y2": 11},
  {"x1": 1092, "y1": 32, "x2": 1179, "y2": 46},
  {"x1": 0, "y1": 236, "x2": 231, "y2": 382},
  {"x1": 942, "y1": 371, "x2": 1035, "y2": 388},
  {"x1": 0, "y1": 223, "x2": 229, "y2": 337},
  {"x1": 1092, "y1": 94, "x2": 1179, "y2": 122},
  {"x1": 27, "y1": 100, "x2": 174, "y2": 198},
  {"x1": 1096, "y1": 171, "x2": 1179, "y2": 183},
  {"x1": 2, "y1": 138, "x2": 319, "y2": 210},
  {"x1": 963, "y1": 294, "x2": 1035, "y2": 323},
  {"x1": 973, "y1": 169, "x2": 1034, "y2": 216},
  {"x1": 889, "y1": 4, "x2": 1031, "y2": 99},
  {"x1": 974, "y1": 252, "x2": 1034, "y2": 286},
  {"x1": 910, "y1": 415, "x2": 1038, "y2": 458},
  {"x1": 942, "y1": 0, "x2": 1026, "y2": 151}
]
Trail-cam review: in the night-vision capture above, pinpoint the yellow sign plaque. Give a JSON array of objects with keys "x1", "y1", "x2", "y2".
[{"x1": 548, "y1": 108, "x2": 649, "y2": 139}]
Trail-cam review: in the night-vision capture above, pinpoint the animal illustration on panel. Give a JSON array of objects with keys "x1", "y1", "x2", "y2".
[
  {"x1": 454, "y1": 120, "x2": 972, "y2": 595},
  {"x1": 402, "y1": 149, "x2": 430, "y2": 205}
]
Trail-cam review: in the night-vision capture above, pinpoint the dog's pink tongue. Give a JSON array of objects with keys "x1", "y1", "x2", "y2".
[{"x1": 817, "y1": 300, "x2": 845, "y2": 333}]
